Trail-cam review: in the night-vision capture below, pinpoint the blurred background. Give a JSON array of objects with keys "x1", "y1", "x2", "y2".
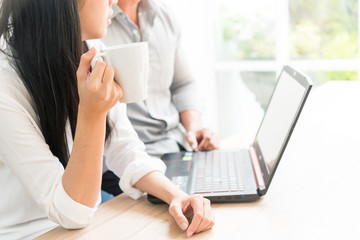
[{"x1": 167, "y1": 0, "x2": 358, "y2": 145}]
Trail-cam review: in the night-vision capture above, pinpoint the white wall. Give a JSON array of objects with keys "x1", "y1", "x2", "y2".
[{"x1": 166, "y1": 0, "x2": 219, "y2": 132}]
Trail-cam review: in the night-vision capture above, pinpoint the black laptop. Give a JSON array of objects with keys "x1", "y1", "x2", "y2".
[{"x1": 148, "y1": 66, "x2": 312, "y2": 203}]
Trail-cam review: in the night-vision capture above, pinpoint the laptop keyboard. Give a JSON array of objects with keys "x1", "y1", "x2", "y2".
[{"x1": 193, "y1": 151, "x2": 245, "y2": 194}]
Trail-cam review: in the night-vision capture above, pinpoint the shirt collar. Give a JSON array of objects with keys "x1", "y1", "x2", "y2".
[
  {"x1": 111, "y1": 0, "x2": 158, "y2": 26},
  {"x1": 111, "y1": 4, "x2": 122, "y2": 19}
]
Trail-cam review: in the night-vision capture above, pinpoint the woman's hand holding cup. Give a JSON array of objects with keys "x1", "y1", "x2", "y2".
[{"x1": 76, "y1": 47, "x2": 122, "y2": 119}]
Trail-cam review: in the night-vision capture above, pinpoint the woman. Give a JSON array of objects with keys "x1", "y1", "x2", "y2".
[{"x1": 0, "y1": 0, "x2": 214, "y2": 239}]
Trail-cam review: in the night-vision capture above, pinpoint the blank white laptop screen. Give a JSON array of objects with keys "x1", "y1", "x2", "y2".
[{"x1": 256, "y1": 71, "x2": 306, "y2": 174}]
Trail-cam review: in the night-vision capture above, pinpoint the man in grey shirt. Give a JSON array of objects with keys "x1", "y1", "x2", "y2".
[{"x1": 101, "y1": 0, "x2": 219, "y2": 196}]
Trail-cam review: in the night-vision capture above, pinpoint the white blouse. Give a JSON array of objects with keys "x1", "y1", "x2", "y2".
[{"x1": 0, "y1": 46, "x2": 166, "y2": 239}]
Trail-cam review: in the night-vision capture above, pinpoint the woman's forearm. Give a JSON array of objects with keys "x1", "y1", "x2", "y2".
[
  {"x1": 134, "y1": 171, "x2": 188, "y2": 204},
  {"x1": 62, "y1": 110, "x2": 107, "y2": 208}
]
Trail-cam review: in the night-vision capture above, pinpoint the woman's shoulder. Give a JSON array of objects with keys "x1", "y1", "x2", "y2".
[
  {"x1": 0, "y1": 52, "x2": 36, "y2": 115},
  {"x1": 1, "y1": 53, "x2": 18, "y2": 91},
  {"x1": 0, "y1": 52, "x2": 15, "y2": 76},
  {"x1": 0, "y1": 53, "x2": 24, "y2": 91}
]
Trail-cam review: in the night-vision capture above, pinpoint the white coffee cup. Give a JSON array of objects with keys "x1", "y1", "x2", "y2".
[{"x1": 92, "y1": 42, "x2": 149, "y2": 103}]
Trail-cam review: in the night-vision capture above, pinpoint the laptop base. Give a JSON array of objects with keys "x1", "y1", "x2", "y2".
[{"x1": 147, "y1": 193, "x2": 260, "y2": 204}]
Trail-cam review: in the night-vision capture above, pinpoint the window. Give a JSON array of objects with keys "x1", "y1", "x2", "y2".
[
  {"x1": 213, "y1": 0, "x2": 359, "y2": 139},
  {"x1": 168, "y1": 0, "x2": 358, "y2": 140}
]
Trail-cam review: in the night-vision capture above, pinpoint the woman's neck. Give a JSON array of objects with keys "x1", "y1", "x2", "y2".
[{"x1": 117, "y1": 0, "x2": 141, "y2": 27}]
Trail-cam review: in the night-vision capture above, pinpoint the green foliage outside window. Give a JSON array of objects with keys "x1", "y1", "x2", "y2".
[
  {"x1": 290, "y1": 0, "x2": 358, "y2": 60},
  {"x1": 219, "y1": 0, "x2": 359, "y2": 81},
  {"x1": 220, "y1": 5, "x2": 275, "y2": 60},
  {"x1": 221, "y1": 14, "x2": 275, "y2": 59}
]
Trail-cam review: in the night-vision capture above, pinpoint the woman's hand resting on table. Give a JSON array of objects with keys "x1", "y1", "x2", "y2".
[
  {"x1": 134, "y1": 172, "x2": 215, "y2": 237},
  {"x1": 169, "y1": 194, "x2": 215, "y2": 237}
]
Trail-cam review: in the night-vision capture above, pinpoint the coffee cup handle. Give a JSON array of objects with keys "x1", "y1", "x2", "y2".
[{"x1": 90, "y1": 52, "x2": 112, "y2": 68}]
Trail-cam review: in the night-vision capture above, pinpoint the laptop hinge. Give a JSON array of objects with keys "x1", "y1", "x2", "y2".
[{"x1": 249, "y1": 146, "x2": 266, "y2": 196}]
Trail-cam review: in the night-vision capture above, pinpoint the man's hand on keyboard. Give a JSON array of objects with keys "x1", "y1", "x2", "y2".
[{"x1": 186, "y1": 128, "x2": 220, "y2": 151}]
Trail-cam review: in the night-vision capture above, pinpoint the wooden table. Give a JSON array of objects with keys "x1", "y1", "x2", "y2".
[{"x1": 37, "y1": 81, "x2": 360, "y2": 239}]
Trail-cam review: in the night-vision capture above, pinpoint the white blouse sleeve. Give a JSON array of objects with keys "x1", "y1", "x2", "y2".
[
  {"x1": 104, "y1": 102, "x2": 166, "y2": 200},
  {"x1": 0, "y1": 91, "x2": 96, "y2": 229}
]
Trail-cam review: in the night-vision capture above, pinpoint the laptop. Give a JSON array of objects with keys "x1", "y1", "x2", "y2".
[{"x1": 148, "y1": 65, "x2": 312, "y2": 203}]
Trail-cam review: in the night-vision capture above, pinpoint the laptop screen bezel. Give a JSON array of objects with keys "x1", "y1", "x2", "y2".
[{"x1": 252, "y1": 65, "x2": 312, "y2": 196}]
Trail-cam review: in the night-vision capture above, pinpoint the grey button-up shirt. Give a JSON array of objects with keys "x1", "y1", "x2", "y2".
[{"x1": 102, "y1": 0, "x2": 202, "y2": 156}]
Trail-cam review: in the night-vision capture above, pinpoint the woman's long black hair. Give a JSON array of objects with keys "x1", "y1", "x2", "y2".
[{"x1": 0, "y1": 0, "x2": 112, "y2": 167}]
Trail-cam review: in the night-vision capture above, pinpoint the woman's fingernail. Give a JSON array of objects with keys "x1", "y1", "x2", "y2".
[
  {"x1": 180, "y1": 223, "x2": 187, "y2": 230},
  {"x1": 187, "y1": 231, "x2": 193, "y2": 237}
]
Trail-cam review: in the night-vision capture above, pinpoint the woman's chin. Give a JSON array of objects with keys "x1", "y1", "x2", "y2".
[
  {"x1": 92, "y1": 29, "x2": 107, "y2": 40},
  {"x1": 82, "y1": 26, "x2": 108, "y2": 41}
]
